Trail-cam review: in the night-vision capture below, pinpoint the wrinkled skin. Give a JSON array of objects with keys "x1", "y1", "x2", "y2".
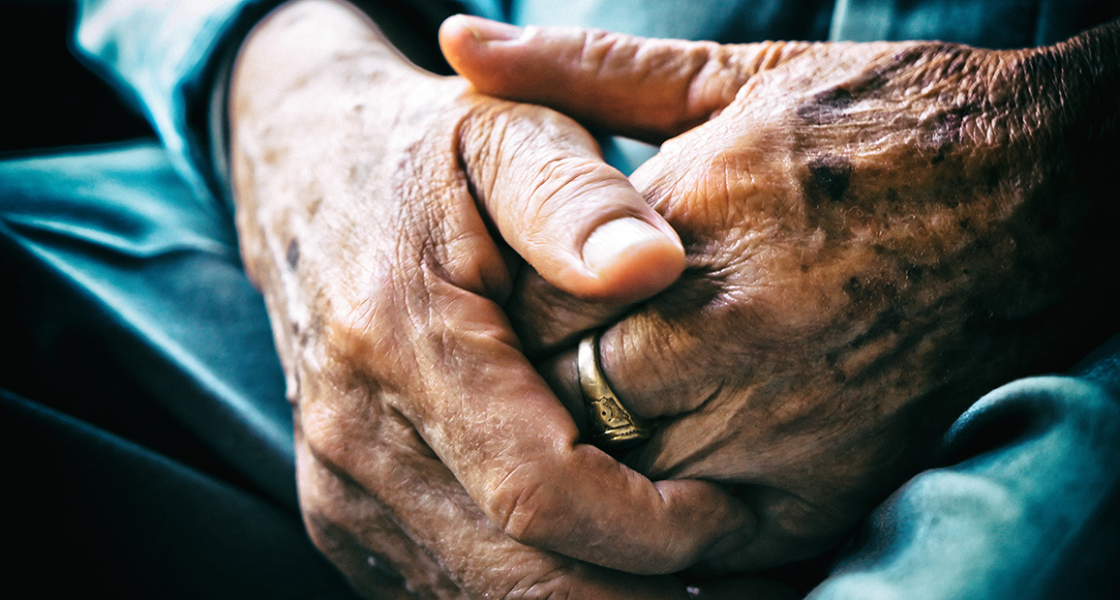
[
  {"x1": 232, "y1": 0, "x2": 1120, "y2": 596},
  {"x1": 229, "y1": 1, "x2": 788, "y2": 599},
  {"x1": 444, "y1": 17, "x2": 1120, "y2": 574}
]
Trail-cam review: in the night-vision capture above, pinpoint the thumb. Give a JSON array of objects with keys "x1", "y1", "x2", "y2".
[
  {"x1": 439, "y1": 15, "x2": 811, "y2": 143},
  {"x1": 458, "y1": 97, "x2": 685, "y2": 304}
]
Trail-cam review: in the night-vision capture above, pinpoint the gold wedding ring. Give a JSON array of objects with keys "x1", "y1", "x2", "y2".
[{"x1": 578, "y1": 332, "x2": 652, "y2": 449}]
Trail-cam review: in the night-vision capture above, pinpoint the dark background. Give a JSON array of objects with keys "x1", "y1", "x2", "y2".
[{"x1": 0, "y1": 0, "x2": 153, "y2": 155}]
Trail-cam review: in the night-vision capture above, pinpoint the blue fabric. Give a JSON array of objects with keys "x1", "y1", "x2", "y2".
[
  {"x1": 70, "y1": 0, "x2": 1117, "y2": 206},
  {"x1": 809, "y1": 373, "x2": 1120, "y2": 599},
  {"x1": 831, "y1": 0, "x2": 1120, "y2": 45},
  {"x1": 74, "y1": 0, "x2": 284, "y2": 205},
  {"x1": 14, "y1": 0, "x2": 1114, "y2": 596},
  {"x1": 1, "y1": 387, "x2": 360, "y2": 598},
  {"x1": 0, "y1": 141, "x2": 295, "y2": 507}
]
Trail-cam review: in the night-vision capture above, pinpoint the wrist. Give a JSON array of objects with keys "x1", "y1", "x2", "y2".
[
  {"x1": 227, "y1": 0, "x2": 465, "y2": 318},
  {"x1": 232, "y1": 0, "x2": 422, "y2": 118}
]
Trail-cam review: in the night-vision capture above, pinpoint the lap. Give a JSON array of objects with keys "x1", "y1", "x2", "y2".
[
  {"x1": 0, "y1": 140, "x2": 294, "y2": 504},
  {"x1": 2, "y1": 141, "x2": 1117, "y2": 598}
]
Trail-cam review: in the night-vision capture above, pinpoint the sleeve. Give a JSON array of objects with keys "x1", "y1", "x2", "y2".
[
  {"x1": 805, "y1": 334, "x2": 1120, "y2": 600},
  {"x1": 73, "y1": 0, "x2": 287, "y2": 209},
  {"x1": 71, "y1": 0, "x2": 503, "y2": 211}
]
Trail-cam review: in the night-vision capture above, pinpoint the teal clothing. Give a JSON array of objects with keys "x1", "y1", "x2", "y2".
[
  {"x1": 2, "y1": 1, "x2": 1118, "y2": 597},
  {"x1": 71, "y1": 0, "x2": 1117, "y2": 207}
]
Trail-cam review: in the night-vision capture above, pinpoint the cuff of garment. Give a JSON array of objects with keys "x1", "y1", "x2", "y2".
[
  {"x1": 73, "y1": 0, "x2": 497, "y2": 218},
  {"x1": 204, "y1": 0, "x2": 489, "y2": 214},
  {"x1": 206, "y1": 37, "x2": 239, "y2": 214},
  {"x1": 74, "y1": 0, "x2": 289, "y2": 214}
]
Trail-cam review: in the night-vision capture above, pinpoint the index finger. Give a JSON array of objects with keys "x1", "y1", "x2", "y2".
[
  {"x1": 440, "y1": 15, "x2": 812, "y2": 143},
  {"x1": 373, "y1": 100, "x2": 754, "y2": 574},
  {"x1": 399, "y1": 288, "x2": 752, "y2": 574}
]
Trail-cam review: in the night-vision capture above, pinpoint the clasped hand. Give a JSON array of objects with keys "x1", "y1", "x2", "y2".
[
  {"x1": 230, "y1": 1, "x2": 1120, "y2": 598},
  {"x1": 231, "y1": 1, "x2": 762, "y2": 599},
  {"x1": 445, "y1": 12, "x2": 1120, "y2": 574},
  {"x1": 445, "y1": 14, "x2": 1120, "y2": 573}
]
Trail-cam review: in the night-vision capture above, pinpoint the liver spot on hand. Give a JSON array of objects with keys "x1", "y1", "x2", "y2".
[{"x1": 806, "y1": 155, "x2": 854, "y2": 205}]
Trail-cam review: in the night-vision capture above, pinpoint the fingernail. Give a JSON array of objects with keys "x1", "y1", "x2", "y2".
[
  {"x1": 461, "y1": 16, "x2": 525, "y2": 43},
  {"x1": 581, "y1": 217, "x2": 669, "y2": 274}
]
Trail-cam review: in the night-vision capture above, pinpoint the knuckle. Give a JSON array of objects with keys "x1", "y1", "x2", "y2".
[
  {"x1": 485, "y1": 466, "x2": 566, "y2": 546},
  {"x1": 323, "y1": 271, "x2": 419, "y2": 391},
  {"x1": 303, "y1": 509, "x2": 345, "y2": 557},
  {"x1": 577, "y1": 28, "x2": 639, "y2": 79},
  {"x1": 326, "y1": 300, "x2": 374, "y2": 362},
  {"x1": 301, "y1": 412, "x2": 355, "y2": 473},
  {"x1": 297, "y1": 455, "x2": 363, "y2": 552},
  {"x1": 299, "y1": 387, "x2": 387, "y2": 476},
  {"x1": 458, "y1": 100, "x2": 513, "y2": 198},
  {"x1": 326, "y1": 266, "x2": 405, "y2": 358},
  {"x1": 525, "y1": 156, "x2": 592, "y2": 207},
  {"x1": 303, "y1": 508, "x2": 413, "y2": 596}
]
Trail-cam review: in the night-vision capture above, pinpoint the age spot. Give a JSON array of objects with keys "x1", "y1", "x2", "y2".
[
  {"x1": 796, "y1": 87, "x2": 854, "y2": 125},
  {"x1": 286, "y1": 238, "x2": 300, "y2": 270},
  {"x1": 807, "y1": 155, "x2": 854, "y2": 205}
]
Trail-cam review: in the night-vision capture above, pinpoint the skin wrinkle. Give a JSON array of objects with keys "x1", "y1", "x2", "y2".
[
  {"x1": 506, "y1": 565, "x2": 583, "y2": 600},
  {"x1": 234, "y1": 3, "x2": 744, "y2": 595},
  {"x1": 498, "y1": 21, "x2": 1118, "y2": 571},
  {"x1": 525, "y1": 157, "x2": 598, "y2": 223},
  {"x1": 542, "y1": 168, "x2": 647, "y2": 242},
  {"x1": 639, "y1": 388, "x2": 730, "y2": 476},
  {"x1": 238, "y1": 4, "x2": 1120, "y2": 595},
  {"x1": 674, "y1": 42, "x2": 725, "y2": 129},
  {"x1": 487, "y1": 458, "x2": 557, "y2": 543},
  {"x1": 457, "y1": 104, "x2": 504, "y2": 218},
  {"x1": 315, "y1": 437, "x2": 465, "y2": 596},
  {"x1": 578, "y1": 29, "x2": 617, "y2": 77}
]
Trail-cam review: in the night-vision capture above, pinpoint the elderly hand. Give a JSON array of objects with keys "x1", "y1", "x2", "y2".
[
  {"x1": 442, "y1": 16, "x2": 1120, "y2": 574},
  {"x1": 227, "y1": 1, "x2": 787, "y2": 598}
]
